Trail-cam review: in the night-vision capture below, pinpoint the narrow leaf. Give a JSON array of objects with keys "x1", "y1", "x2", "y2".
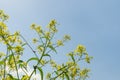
[
  {"x1": 64, "y1": 73, "x2": 70, "y2": 80},
  {"x1": 48, "y1": 45, "x2": 57, "y2": 53},
  {"x1": 26, "y1": 57, "x2": 39, "y2": 64},
  {"x1": 0, "y1": 60, "x2": 4, "y2": 65},
  {"x1": 7, "y1": 74, "x2": 16, "y2": 80},
  {"x1": 70, "y1": 54, "x2": 75, "y2": 63},
  {"x1": 37, "y1": 67, "x2": 44, "y2": 80},
  {"x1": 43, "y1": 54, "x2": 51, "y2": 58}
]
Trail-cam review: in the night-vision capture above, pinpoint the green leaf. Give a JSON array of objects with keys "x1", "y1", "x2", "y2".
[
  {"x1": 26, "y1": 57, "x2": 39, "y2": 64},
  {"x1": 37, "y1": 67, "x2": 44, "y2": 80},
  {"x1": 0, "y1": 60, "x2": 4, "y2": 65},
  {"x1": 17, "y1": 60, "x2": 28, "y2": 71},
  {"x1": 7, "y1": 74, "x2": 19, "y2": 80},
  {"x1": 48, "y1": 45, "x2": 57, "y2": 53},
  {"x1": 64, "y1": 73, "x2": 70, "y2": 80},
  {"x1": 21, "y1": 43, "x2": 27, "y2": 46},
  {"x1": 70, "y1": 54, "x2": 75, "y2": 63},
  {"x1": 17, "y1": 60, "x2": 24, "y2": 64},
  {"x1": 54, "y1": 71, "x2": 58, "y2": 75},
  {"x1": 43, "y1": 54, "x2": 51, "y2": 58}
]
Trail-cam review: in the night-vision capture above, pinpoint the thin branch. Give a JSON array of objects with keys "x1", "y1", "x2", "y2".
[{"x1": 20, "y1": 34, "x2": 39, "y2": 59}]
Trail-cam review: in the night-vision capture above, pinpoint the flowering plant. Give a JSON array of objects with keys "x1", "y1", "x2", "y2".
[{"x1": 0, "y1": 10, "x2": 92, "y2": 80}]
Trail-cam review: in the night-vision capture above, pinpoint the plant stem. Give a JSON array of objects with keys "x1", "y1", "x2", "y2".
[
  {"x1": 20, "y1": 34, "x2": 39, "y2": 59},
  {"x1": 3, "y1": 46, "x2": 9, "y2": 79},
  {"x1": 2, "y1": 36, "x2": 20, "y2": 79}
]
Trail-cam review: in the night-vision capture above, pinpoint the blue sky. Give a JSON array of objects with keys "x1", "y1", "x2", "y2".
[{"x1": 0, "y1": 0, "x2": 120, "y2": 80}]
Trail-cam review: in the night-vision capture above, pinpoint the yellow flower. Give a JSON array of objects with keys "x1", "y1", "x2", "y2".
[
  {"x1": 7, "y1": 35, "x2": 17, "y2": 43},
  {"x1": 45, "y1": 31, "x2": 50, "y2": 39},
  {"x1": 66, "y1": 61, "x2": 74, "y2": 66},
  {"x1": 57, "y1": 40, "x2": 64, "y2": 46},
  {"x1": 0, "y1": 10, "x2": 3, "y2": 15},
  {"x1": 35, "y1": 26, "x2": 42, "y2": 33},
  {"x1": 64, "y1": 35, "x2": 71, "y2": 41},
  {"x1": 51, "y1": 19, "x2": 57, "y2": 25},
  {"x1": 0, "y1": 52, "x2": 5, "y2": 57},
  {"x1": 57, "y1": 65, "x2": 61, "y2": 70},
  {"x1": 40, "y1": 59, "x2": 46, "y2": 65},
  {"x1": 30, "y1": 23, "x2": 36, "y2": 29},
  {"x1": 52, "y1": 27, "x2": 58, "y2": 33},
  {"x1": 14, "y1": 31, "x2": 20, "y2": 36},
  {"x1": 37, "y1": 45, "x2": 44, "y2": 51},
  {"x1": 7, "y1": 57, "x2": 16, "y2": 69},
  {"x1": 80, "y1": 68, "x2": 90, "y2": 77},
  {"x1": 3, "y1": 14, "x2": 9, "y2": 21},
  {"x1": 46, "y1": 73, "x2": 51, "y2": 79},
  {"x1": 17, "y1": 39, "x2": 22, "y2": 44},
  {"x1": 0, "y1": 10, "x2": 9, "y2": 21},
  {"x1": 21, "y1": 75, "x2": 29, "y2": 80},
  {"x1": 71, "y1": 68, "x2": 77, "y2": 77},
  {"x1": 14, "y1": 45, "x2": 24, "y2": 53},
  {"x1": 47, "y1": 19, "x2": 58, "y2": 33},
  {"x1": 32, "y1": 38, "x2": 38, "y2": 43},
  {"x1": 48, "y1": 19, "x2": 57, "y2": 27},
  {"x1": 5, "y1": 76, "x2": 13, "y2": 80},
  {"x1": 50, "y1": 60, "x2": 57, "y2": 67},
  {"x1": 0, "y1": 22, "x2": 8, "y2": 30},
  {"x1": 75, "y1": 45, "x2": 86, "y2": 54},
  {"x1": 85, "y1": 55, "x2": 93, "y2": 63}
]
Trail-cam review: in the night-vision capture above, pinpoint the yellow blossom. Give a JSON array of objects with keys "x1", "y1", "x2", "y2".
[
  {"x1": 45, "y1": 31, "x2": 50, "y2": 39},
  {"x1": 47, "y1": 19, "x2": 58, "y2": 33},
  {"x1": 71, "y1": 67, "x2": 77, "y2": 77},
  {"x1": 21, "y1": 75, "x2": 29, "y2": 80},
  {"x1": 57, "y1": 40, "x2": 64, "y2": 46},
  {"x1": 37, "y1": 45, "x2": 44, "y2": 51},
  {"x1": 57, "y1": 65, "x2": 61, "y2": 70},
  {"x1": 75, "y1": 45, "x2": 86, "y2": 54},
  {"x1": 5, "y1": 76, "x2": 13, "y2": 80},
  {"x1": 85, "y1": 55, "x2": 93, "y2": 63},
  {"x1": 0, "y1": 52, "x2": 5, "y2": 57},
  {"x1": 0, "y1": 22, "x2": 8, "y2": 30},
  {"x1": 40, "y1": 59, "x2": 46, "y2": 65},
  {"x1": 63, "y1": 35, "x2": 71, "y2": 41},
  {"x1": 30, "y1": 23, "x2": 36, "y2": 29},
  {"x1": 14, "y1": 31, "x2": 20, "y2": 36},
  {"x1": 14, "y1": 45, "x2": 24, "y2": 53},
  {"x1": 0, "y1": 10, "x2": 9, "y2": 21},
  {"x1": 7, "y1": 57, "x2": 15, "y2": 69},
  {"x1": 17, "y1": 39, "x2": 22, "y2": 44},
  {"x1": 35, "y1": 26, "x2": 42, "y2": 33},
  {"x1": 48, "y1": 19, "x2": 57, "y2": 28},
  {"x1": 50, "y1": 60, "x2": 57, "y2": 67},
  {"x1": 32, "y1": 38, "x2": 38, "y2": 43},
  {"x1": 80, "y1": 68, "x2": 90, "y2": 77},
  {"x1": 46, "y1": 73, "x2": 51, "y2": 79}
]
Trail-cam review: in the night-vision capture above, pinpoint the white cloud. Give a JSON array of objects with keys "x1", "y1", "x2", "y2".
[{"x1": 7, "y1": 66, "x2": 41, "y2": 80}]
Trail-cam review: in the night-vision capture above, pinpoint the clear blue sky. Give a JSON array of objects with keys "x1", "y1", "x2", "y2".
[{"x1": 0, "y1": 0, "x2": 120, "y2": 80}]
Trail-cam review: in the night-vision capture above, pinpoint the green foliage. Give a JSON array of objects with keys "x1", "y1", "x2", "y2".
[{"x1": 0, "y1": 10, "x2": 92, "y2": 80}]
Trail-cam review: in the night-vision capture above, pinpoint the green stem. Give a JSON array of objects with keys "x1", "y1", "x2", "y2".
[
  {"x1": 28, "y1": 35, "x2": 49, "y2": 80},
  {"x1": 3, "y1": 46, "x2": 9, "y2": 79},
  {"x1": 10, "y1": 50, "x2": 20, "y2": 79},
  {"x1": 51, "y1": 57, "x2": 83, "y2": 80},
  {"x1": 2, "y1": 36, "x2": 20, "y2": 79},
  {"x1": 20, "y1": 34, "x2": 39, "y2": 59}
]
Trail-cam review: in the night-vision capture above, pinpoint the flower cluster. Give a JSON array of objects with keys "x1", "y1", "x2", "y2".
[
  {"x1": 47, "y1": 19, "x2": 58, "y2": 33},
  {"x1": 46, "y1": 44, "x2": 92, "y2": 80},
  {"x1": 0, "y1": 10, "x2": 92, "y2": 80},
  {"x1": 0, "y1": 10, "x2": 9, "y2": 21}
]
